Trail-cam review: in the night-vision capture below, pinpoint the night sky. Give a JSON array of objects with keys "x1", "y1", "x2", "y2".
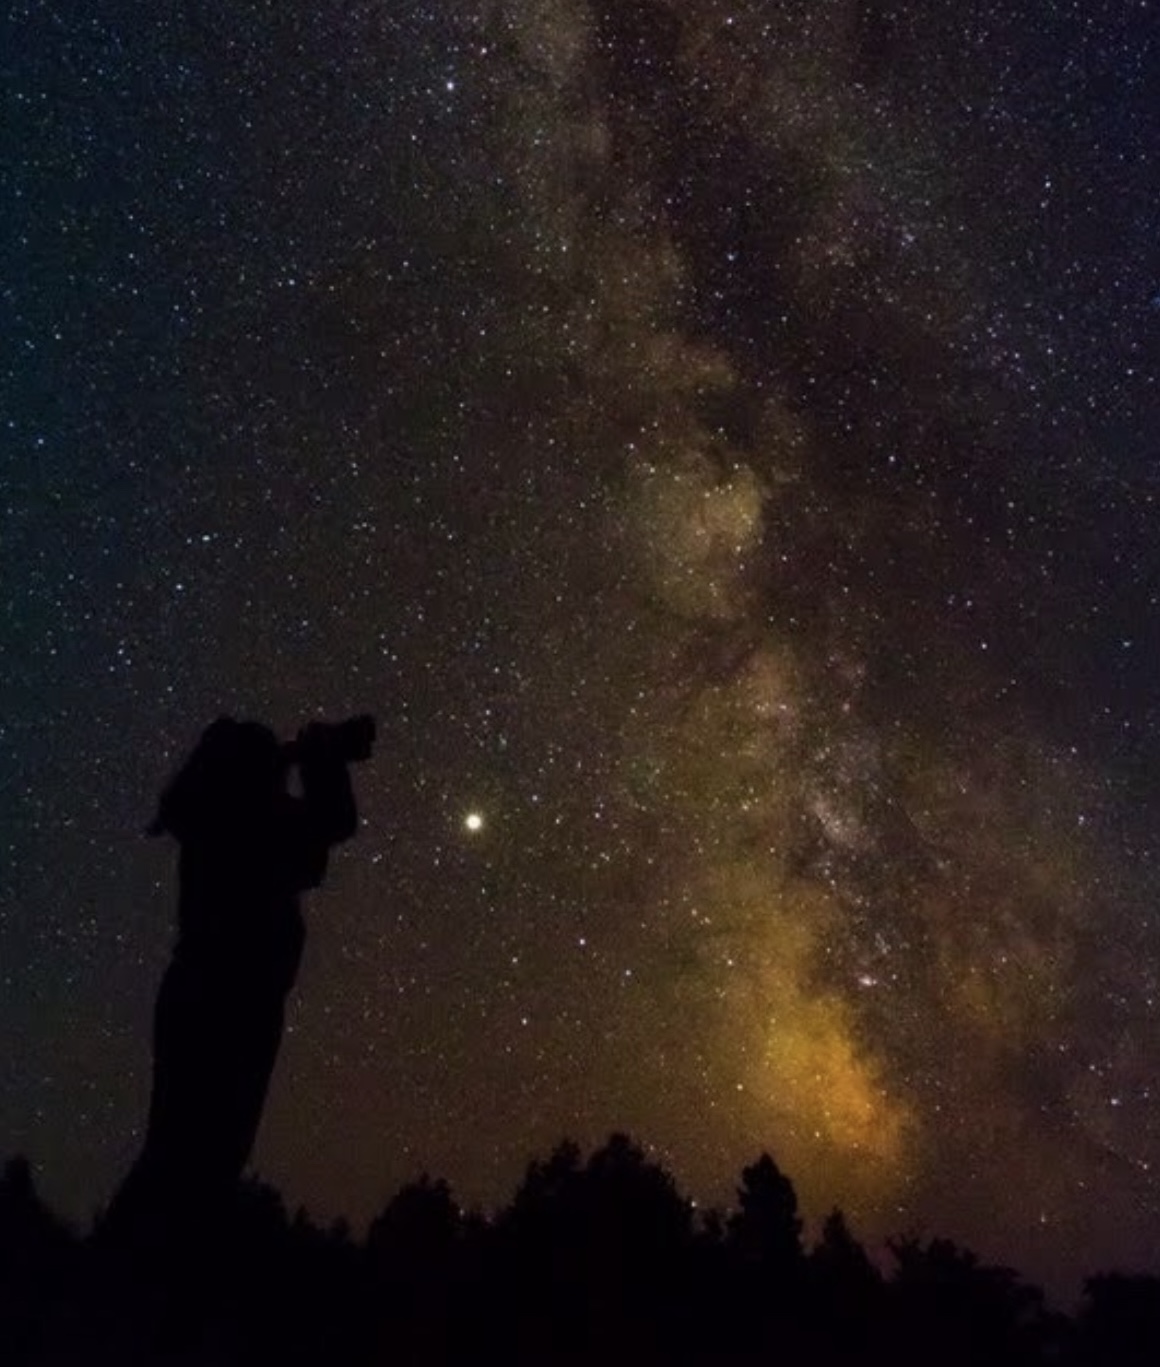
[{"x1": 4, "y1": 1, "x2": 1160, "y2": 1295}]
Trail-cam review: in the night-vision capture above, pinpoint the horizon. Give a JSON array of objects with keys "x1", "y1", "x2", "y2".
[{"x1": 4, "y1": 1132, "x2": 1149, "y2": 1310}]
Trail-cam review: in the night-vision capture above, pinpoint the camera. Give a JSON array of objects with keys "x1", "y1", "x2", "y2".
[{"x1": 285, "y1": 715, "x2": 376, "y2": 764}]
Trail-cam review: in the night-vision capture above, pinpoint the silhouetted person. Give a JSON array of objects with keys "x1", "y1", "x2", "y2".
[{"x1": 103, "y1": 715, "x2": 372, "y2": 1262}]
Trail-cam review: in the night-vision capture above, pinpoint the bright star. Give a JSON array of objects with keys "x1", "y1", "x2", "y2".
[{"x1": 464, "y1": 812, "x2": 484, "y2": 833}]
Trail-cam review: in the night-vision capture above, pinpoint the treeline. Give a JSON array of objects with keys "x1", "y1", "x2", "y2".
[{"x1": 3, "y1": 1137, "x2": 1159, "y2": 1364}]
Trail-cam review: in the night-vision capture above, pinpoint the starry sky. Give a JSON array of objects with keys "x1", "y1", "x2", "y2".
[{"x1": 3, "y1": 0, "x2": 1160, "y2": 1294}]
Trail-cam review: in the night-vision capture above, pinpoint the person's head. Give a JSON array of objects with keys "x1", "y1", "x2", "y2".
[{"x1": 149, "y1": 718, "x2": 286, "y2": 840}]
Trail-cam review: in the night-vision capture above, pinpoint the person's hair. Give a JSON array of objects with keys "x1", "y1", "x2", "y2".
[{"x1": 148, "y1": 718, "x2": 284, "y2": 840}]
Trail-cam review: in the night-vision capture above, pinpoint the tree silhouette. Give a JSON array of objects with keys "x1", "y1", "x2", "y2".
[
  {"x1": 812, "y1": 1207, "x2": 879, "y2": 1287},
  {"x1": 14, "y1": 1133, "x2": 1160, "y2": 1364},
  {"x1": 0, "y1": 1155, "x2": 74, "y2": 1271},
  {"x1": 497, "y1": 1133, "x2": 694, "y2": 1364},
  {"x1": 1071, "y1": 1273, "x2": 1160, "y2": 1367},
  {"x1": 722, "y1": 1152, "x2": 808, "y2": 1358},
  {"x1": 809, "y1": 1207, "x2": 884, "y2": 1362},
  {"x1": 368, "y1": 1173, "x2": 463, "y2": 1269},
  {"x1": 0, "y1": 1156, "x2": 76, "y2": 1365},
  {"x1": 367, "y1": 1174, "x2": 468, "y2": 1366},
  {"x1": 727, "y1": 1152, "x2": 804, "y2": 1275},
  {"x1": 886, "y1": 1235, "x2": 1047, "y2": 1367}
]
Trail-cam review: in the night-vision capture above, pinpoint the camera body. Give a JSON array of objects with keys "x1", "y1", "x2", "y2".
[{"x1": 285, "y1": 715, "x2": 376, "y2": 765}]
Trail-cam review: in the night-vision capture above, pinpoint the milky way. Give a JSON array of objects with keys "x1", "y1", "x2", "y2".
[{"x1": 4, "y1": 0, "x2": 1159, "y2": 1293}]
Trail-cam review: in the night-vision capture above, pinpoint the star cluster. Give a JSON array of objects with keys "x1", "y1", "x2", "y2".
[{"x1": 3, "y1": 0, "x2": 1160, "y2": 1293}]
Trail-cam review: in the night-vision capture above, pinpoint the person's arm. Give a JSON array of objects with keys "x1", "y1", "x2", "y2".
[{"x1": 296, "y1": 725, "x2": 359, "y2": 846}]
